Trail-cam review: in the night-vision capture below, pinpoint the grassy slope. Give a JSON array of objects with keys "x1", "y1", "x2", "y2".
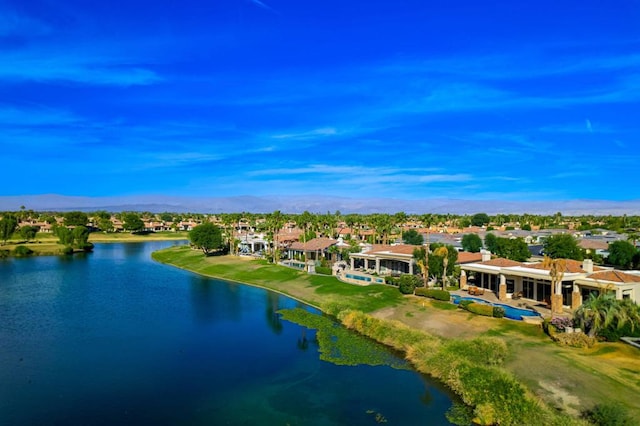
[{"x1": 153, "y1": 246, "x2": 640, "y2": 422}]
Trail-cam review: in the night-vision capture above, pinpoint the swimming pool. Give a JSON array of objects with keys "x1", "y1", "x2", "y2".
[{"x1": 451, "y1": 295, "x2": 541, "y2": 321}]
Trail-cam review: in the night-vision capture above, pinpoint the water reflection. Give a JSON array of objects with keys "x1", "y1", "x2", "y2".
[
  {"x1": 189, "y1": 276, "x2": 242, "y2": 323},
  {"x1": 265, "y1": 292, "x2": 283, "y2": 335}
]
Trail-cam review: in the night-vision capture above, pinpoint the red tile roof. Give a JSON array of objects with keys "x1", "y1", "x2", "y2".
[
  {"x1": 289, "y1": 237, "x2": 336, "y2": 251},
  {"x1": 528, "y1": 259, "x2": 604, "y2": 273},
  {"x1": 367, "y1": 244, "x2": 418, "y2": 255},
  {"x1": 587, "y1": 271, "x2": 640, "y2": 283},
  {"x1": 480, "y1": 258, "x2": 525, "y2": 267},
  {"x1": 457, "y1": 252, "x2": 483, "y2": 264}
]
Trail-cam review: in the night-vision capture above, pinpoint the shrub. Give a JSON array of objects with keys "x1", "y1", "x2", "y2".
[
  {"x1": 582, "y1": 402, "x2": 635, "y2": 426},
  {"x1": 414, "y1": 288, "x2": 451, "y2": 301},
  {"x1": 598, "y1": 321, "x2": 640, "y2": 342},
  {"x1": 444, "y1": 337, "x2": 509, "y2": 366},
  {"x1": 315, "y1": 266, "x2": 332, "y2": 275},
  {"x1": 492, "y1": 306, "x2": 505, "y2": 318},
  {"x1": 550, "y1": 316, "x2": 574, "y2": 332},
  {"x1": 385, "y1": 276, "x2": 399, "y2": 286},
  {"x1": 398, "y1": 274, "x2": 420, "y2": 294},
  {"x1": 61, "y1": 246, "x2": 74, "y2": 255},
  {"x1": 458, "y1": 299, "x2": 474, "y2": 310},
  {"x1": 13, "y1": 245, "x2": 34, "y2": 257},
  {"x1": 551, "y1": 332, "x2": 597, "y2": 348},
  {"x1": 466, "y1": 302, "x2": 494, "y2": 317}
]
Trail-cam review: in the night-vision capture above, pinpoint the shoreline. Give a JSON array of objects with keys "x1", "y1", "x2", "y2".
[{"x1": 0, "y1": 233, "x2": 189, "y2": 257}]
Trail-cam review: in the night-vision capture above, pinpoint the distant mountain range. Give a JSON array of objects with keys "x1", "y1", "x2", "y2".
[{"x1": 1, "y1": 194, "x2": 640, "y2": 215}]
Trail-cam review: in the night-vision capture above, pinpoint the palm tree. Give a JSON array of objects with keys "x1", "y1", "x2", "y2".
[
  {"x1": 434, "y1": 246, "x2": 449, "y2": 289},
  {"x1": 574, "y1": 290, "x2": 627, "y2": 338},
  {"x1": 542, "y1": 256, "x2": 566, "y2": 314},
  {"x1": 413, "y1": 247, "x2": 429, "y2": 288}
]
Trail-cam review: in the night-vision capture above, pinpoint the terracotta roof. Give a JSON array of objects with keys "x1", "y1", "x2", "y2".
[
  {"x1": 289, "y1": 237, "x2": 337, "y2": 251},
  {"x1": 578, "y1": 239, "x2": 609, "y2": 250},
  {"x1": 587, "y1": 271, "x2": 640, "y2": 283},
  {"x1": 480, "y1": 258, "x2": 525, "y2": 267},
  {"x1": 457, "y1": 252, "x2": 483, "y2": 264},
  {"x1": 527, "y1": 259, "x2": 604, "y2": 273},
  {"x1": 367, "y1": 244, "x2": 418, "y2": 255}
]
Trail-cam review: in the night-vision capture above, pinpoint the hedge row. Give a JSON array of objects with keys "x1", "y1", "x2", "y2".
[
  {"x1": 460, "y1": 302, "x2": 506, "y2": 318},
  {"x1": 415, "y1": 288, "x2": 451, "y2": 301}
]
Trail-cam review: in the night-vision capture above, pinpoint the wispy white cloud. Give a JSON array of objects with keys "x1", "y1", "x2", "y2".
[
  {"x1": 249, "y1": 0, "x2": 279, "y2": 14},
  {"x1": 0, "y1": 46, "x2": 162, "y2": 86},
  {"x1": 0, "y1": 104, "x2": 80, "y2": 126},
  {"x1": 271, "y1": 127, "x2": 338, "y2": 140}
]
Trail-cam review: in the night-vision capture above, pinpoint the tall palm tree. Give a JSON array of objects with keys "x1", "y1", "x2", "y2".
[
  {"x1": 434, "y1": 246, "x2": 449, "y2": 289},
  {"x1": 542, "y1": 256, "x2": 566, "y2": 314},
  {"x1": 574, "y1": 291, "x2": 624, "y2": 338},
  {"x1": 413, "y1": 247, "x2": 429, "y2": 288}
]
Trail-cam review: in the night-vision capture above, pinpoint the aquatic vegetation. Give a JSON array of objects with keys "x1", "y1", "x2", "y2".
[{"x1": 278, "y1": 308, "x2": 409, "y2": 369}]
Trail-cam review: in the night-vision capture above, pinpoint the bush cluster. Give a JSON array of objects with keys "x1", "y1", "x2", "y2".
[
  {"x1": 551, "y1": 332, "x2": 597, "y2": 348},
  {"x1": 414, "y1": 288, "x2": 451, "y2": 301},
  {"x1": 459, "y1": 301, "x2": 507, "y2": 319},
  {"x1": 550, "y1": 316, "x2": 574, "y2": 332},
  {"x1": 315, "y1": 266, "x2": 332, "y2": 275},
  {"x1": 13, "y1": 245, "x2": 34, "y2": 257},
  {"x1": 582, "y1": 402, "x2": 635, "y2": 426},
  {"x1": 465, "y1": 302, "x2": 495, "y2": 317}
]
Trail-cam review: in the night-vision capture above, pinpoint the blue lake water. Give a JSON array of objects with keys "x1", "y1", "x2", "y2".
[{"x1": 0, "y1": 241, "x2": 455, "y2": 425}]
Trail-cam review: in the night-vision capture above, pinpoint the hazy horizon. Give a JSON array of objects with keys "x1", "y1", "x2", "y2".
[{"x1": 2, "y1": 194, "x2": 640, "y2": 216}]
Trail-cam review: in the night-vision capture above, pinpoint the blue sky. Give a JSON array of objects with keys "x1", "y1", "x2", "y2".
[{"x1": 2, "y1": 0, "x2": 639, "y2": 210}]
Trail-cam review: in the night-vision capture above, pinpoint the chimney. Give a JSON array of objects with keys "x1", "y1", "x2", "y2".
[
  {"x1": 582, "y1": 259, "x2": 593, "y2": 273},
  {"x1": 481, "y1": 249, "x2": 491, "y2": 262}
]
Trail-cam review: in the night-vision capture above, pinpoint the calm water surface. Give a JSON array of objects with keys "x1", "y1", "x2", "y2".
[{"x1": 0, "y1": 242, "x2": 455, "y2": 425}]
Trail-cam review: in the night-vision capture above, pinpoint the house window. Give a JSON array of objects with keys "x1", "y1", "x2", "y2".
[
  {"x1": 581, "y1": 287, "x2": 599, "y2": 301},
  {"x1": 536, "y1": 280, "x2": 551, "y2": 303},
  {"x1": 506, "y1": 279, "x2": 515, "y2": 294},
  {"x1": 561, "y1": 281, "x2": 573, "y2": 306},
  {"x1": 523, "y1": 278, "x2": 535, "y2": 299}
]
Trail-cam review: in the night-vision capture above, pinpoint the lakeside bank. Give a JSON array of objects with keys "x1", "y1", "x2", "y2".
[
  {"x1": 152, "y1": 246, "x2": 640, "y2": 425},
  {"x1": 0, "y1": 231, "x2": 189, "y2": 257}
]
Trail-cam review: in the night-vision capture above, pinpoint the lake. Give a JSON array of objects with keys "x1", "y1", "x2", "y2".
[{"x1": 0, "y1": 241, "x2": 456, "y2": 425}]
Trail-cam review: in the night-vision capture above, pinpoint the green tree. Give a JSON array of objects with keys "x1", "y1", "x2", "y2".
[
  {"x1": 461, "y1": 233, "x2": 483, "y2": 252},
  {"x1": 543, "y1": 234, "x2": 584, "y2": 260},
  {"x1": 402, "y1": 229, "x2": 423, "y2": 245},
  {"x1": 413, "y1": 247, "x2": 429, "y2": 288},
  {"x1": 98, "y1": 218, "x2": 114, "y2": 233},
  {"x1": 159, "y1": 212, "x2": 174, "y2": 222},
  {"x1": 494, "y1": 237, "x2": 530, "y2": 261},
  {"x1": 484, "y1": 232, "x2": 498, "y2": 253},
  {"x1": 189, "y1": 223, "x2": 223, "y2": 255},
  {"x1": 54, "y1": 226, "x2": 75, "y2": 246},
  {"x1": 18, "y1": 225, "x2": 40, "y2": 242},
  {"x1": 428, "y1": 243, "x2": 458, "y2": 286},
  {"x1": 122, "y1": 213, "x2": 145, "y2": 233},
  {"x1": 63, "y1": 211, "x2": 89, "y2": 227},
  {"x1": 607, "y1": 240, "x2": 638, "y2": 269},
  {"x1": 73, "y1": 226, "x2": 91, "y2": 249},
  {"x1": 0, "y1": 216, "x2": 18, "y2": 244},
  {"x1": 471, "y1": 213, "x2": 490, "y2": 227}
]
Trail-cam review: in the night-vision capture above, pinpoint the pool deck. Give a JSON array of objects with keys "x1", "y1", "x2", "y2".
[{"x1": 450, "y1": 289, "x2": 553, "y2": 322}]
